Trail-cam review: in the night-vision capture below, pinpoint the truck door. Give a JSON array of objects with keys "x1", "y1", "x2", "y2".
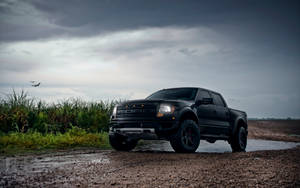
[
  {"x1": 211, "y1": 92, "x2": 230, "y2": 135},
  {"x1": 195, "y1": 89, "x2": 216, "y2": 135}
]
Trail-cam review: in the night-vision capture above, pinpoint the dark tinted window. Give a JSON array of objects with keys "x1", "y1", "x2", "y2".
[
  {"x1": 212, "y1": 93, "x2": 225, "y2": 107},
  {"x1": 146, "y1": 88, "x2": 198, "y2": 100},
  {"x1": 197, "y1": 90, "x2": 210, "y2": 100}
]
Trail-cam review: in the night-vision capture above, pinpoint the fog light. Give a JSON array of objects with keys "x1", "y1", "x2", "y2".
[{"x1": 157, "y1": 112, "x2": 164, "y2": 117}]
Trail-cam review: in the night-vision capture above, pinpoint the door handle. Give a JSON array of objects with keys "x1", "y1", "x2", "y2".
[{"x1": 213, "y1": 110, "x2": 217, "y2": 114}]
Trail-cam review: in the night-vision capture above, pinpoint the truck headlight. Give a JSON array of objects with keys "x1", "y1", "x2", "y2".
[
  {"x1": 157, "y1": 104, "x2": 175, "y2": 117},
  {"x1": 112, "y1": 106, "x2": 117, "y2": 116}
]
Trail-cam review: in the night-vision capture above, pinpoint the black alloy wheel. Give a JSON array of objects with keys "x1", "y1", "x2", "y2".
[
  {"x1": 230, "y1": 126, "x2": 247, "y2": 152},
  {"x1": 170, "y1": 120, "x2": 200, "y2": 153}
]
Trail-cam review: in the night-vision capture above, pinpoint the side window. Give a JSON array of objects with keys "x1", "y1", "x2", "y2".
[
  {"x1": 197, "y1": 90, "x2": 210, "y2": 100},
  {"x1": 212, "y1": 93, "x2": 225, "y2": 107}
]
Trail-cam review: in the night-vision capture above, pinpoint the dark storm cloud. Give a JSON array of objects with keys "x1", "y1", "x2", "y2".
[
  {"x1": 1, "y1": 0, "x2": 300, "y2": 50},
  {"x1": 31, "y1": 0, "x2": 299, "y2": 29},
  {"x1": 1, "y1": 0, "x2": 299, "y2": 72}
]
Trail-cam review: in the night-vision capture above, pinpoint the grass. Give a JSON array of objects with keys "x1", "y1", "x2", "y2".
[
  {"x1": 0, "y1": 89, "x2": 119, "y2": 134},
  {"x1": 0, "y1": 90, "x2": 120, "y2": 154},
  {"x1": 0, "y1": 126, "x2": 111, "y2": 155}
]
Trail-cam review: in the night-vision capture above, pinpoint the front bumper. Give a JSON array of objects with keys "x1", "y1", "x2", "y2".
[
  {"x1": 109, "y1": 127, "x2": 158, "y2": 140},
  {"x1": 109, "y1": 118, "x2": 179, "y2": 140}
]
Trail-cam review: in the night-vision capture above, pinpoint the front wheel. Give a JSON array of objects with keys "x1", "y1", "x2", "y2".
[
  {"x1": 109, "y1": 134, "x2": 137, "y2": 151},
  {"x1": 170, "y1": 120, "x2": 200, "y2": 153},
  {"x1": 230, "y1": 126, "x2": 247, "y2": 152}
]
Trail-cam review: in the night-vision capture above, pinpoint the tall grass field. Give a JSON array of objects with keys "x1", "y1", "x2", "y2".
[{"x1": 0, "y1": 90, "x2": 118, "y2": 154}]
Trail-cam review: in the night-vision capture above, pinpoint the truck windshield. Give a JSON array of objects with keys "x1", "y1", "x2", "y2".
[{"x1": 146, "y1": 88, "x2": 198, "y2": 100}]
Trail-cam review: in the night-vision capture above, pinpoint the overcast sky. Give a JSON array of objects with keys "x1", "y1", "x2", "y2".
[{"x1": 0, "y1": 0, "x2": 299, "y2": 118}]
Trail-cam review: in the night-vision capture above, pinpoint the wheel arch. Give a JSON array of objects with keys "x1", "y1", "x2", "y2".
[
  {"x1": 178, "y1": 108, "x2": 199, "y2": 125},
  {"x1": 232, "y1": 118, "x2": 248, "y2": 136}
]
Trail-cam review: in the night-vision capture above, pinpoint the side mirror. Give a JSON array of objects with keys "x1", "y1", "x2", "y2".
[{"x1": 196, "y1": 98, "x2": 213, "y2": 105}]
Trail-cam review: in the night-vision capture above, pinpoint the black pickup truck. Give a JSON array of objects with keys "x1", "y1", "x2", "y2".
[{"x1": 109, "y1": 87, "x2": 247, "y2": 153}]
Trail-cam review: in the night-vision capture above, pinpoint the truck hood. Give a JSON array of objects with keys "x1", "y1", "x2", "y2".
[{"x1": 119, "y1": 99, "x2": 193, "y2": 107}]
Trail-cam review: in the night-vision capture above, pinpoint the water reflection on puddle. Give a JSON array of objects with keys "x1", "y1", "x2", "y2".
[
  {"x1": 0, "y1": 152, "x2": 110, "y2": 174},
  {"x1": 135, "y1": 139, "x2": 300, "y2": 153},
  {"x1": 29, "y1": 153, "x2": 110, "y2": 172}
]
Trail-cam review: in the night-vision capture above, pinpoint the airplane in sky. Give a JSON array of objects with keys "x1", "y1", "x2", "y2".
[{"x1": 30, "y1": 81, "x2": 41, "y2": 87}]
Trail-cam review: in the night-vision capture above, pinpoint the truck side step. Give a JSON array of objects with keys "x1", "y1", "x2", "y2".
[{"x1": 200, "y1": 134, "x2": 229, "y2": 140}]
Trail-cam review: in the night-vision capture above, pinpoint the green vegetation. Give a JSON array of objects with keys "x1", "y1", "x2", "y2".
[
  {"x1": 0, "y1": 90, "x2": 117, "y2": 133},
  {"x1": 0, "y1": 127, "x2": 111, "y2": 154},
  {"x1": 0, "y1": 90, "x2": 119, "y2": 154}
]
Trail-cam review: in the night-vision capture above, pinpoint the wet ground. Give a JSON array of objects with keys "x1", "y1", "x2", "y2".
[
  {"x1": 248, "y1": 120, "x2": 300, "y2": 142},
  {"x1": 1, "y1": 120, "x2": 300, "y2": 187},
  {"x1": 136, "y1": 139, "x2": 300, "y2": 153},
  {"x1": 1, "y1": 139, "x2": 300, "y2": 187},
  {"x1": 1, "y1": 139, "x2": 299, "y2": 175}
]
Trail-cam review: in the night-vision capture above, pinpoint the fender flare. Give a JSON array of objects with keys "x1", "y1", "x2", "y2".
[
  {"x1": 232, "y1": 117, "x2": 248, "y2": 136},
  {"x1": 178, "y1": 107, "x2": 199, "y2": 125}
]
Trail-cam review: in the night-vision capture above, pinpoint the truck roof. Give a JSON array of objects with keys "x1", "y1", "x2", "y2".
[{"x1": 161, "y1": 87, "x2": 219, "y2": 94}]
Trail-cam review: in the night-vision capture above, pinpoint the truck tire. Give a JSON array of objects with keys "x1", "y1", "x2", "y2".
[
  {"x1": 170, "y1": 120, "x2": 200, "y2": 153},
  {"x1": 230, "y1": 126, "x2": 247, "y2": 152},
  {"x1": 109, "y1": 134, "x2": 137, "y2": 151}
]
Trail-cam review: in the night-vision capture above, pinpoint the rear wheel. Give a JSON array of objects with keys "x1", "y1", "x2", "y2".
[
  {"x1": 170, "y1": 120, "x2": 200, "y2": 153},
  {"x1": 230, "y1": 126, "x2": 247, "y2": 152},
  {"x1": 109, "y1": 134, "x2": 137, "y2": 151}
]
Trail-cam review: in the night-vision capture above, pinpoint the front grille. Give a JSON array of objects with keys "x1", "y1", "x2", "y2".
[
  {"x1": 114, "y1": 122, "x2": 155, "y2": 128},
  {"x1": 117, "y1": 103, "x2": 157, "y2": 118}
]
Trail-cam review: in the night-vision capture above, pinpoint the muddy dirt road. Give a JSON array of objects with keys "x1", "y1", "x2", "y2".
[
  {"x1": 1, "y1": 120, "x2": 300, "y2": 187},
  {"x1": 248, "y1": 120, "x2": 300, "y2": 142}
]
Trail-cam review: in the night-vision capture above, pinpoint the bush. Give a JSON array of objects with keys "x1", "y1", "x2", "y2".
[{"x1": 0, "y1": 90, "x2": 119, "y2": 134}]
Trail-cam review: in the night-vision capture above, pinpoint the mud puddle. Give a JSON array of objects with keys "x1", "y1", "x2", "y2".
[
  {"x1": 135, "y1": 139, "x2": 300, "y2": 153},
  {"x1": 0, "y1": 152, "x2": 110, "y2": 175},
  {"x1": 0, "y1": 139, "x2": 299, "y2": 183},
  {"x1": 1, "y1": 139, "x2": 297, "y2": 175}
]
